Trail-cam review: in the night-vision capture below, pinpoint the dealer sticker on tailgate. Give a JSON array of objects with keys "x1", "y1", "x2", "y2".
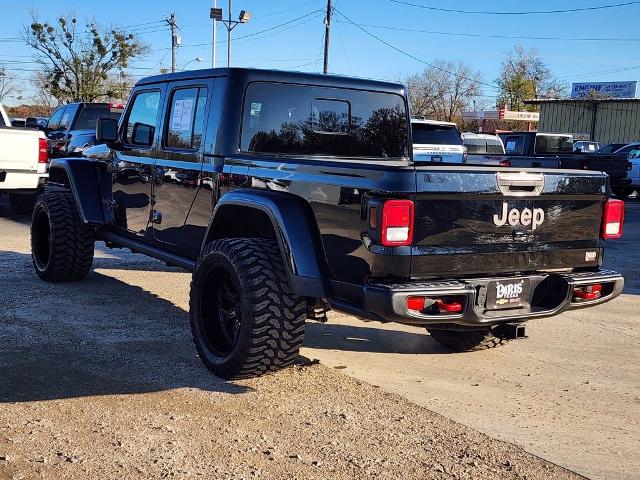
[{"x1": 485, "y1": 278, "x2": 530, "y2": 310}]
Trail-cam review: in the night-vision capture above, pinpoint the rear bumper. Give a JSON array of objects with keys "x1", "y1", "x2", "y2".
[
  {"x1": 0, "y1": 170, "x2": 48, "y2": 192},
  {"x1": 363, "y1": 270, "x2": 624, "y2": 326}
]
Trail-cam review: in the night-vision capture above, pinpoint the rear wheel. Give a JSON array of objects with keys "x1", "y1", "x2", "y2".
[
  {"x1": 31, "y1": 190, "x2": 95, "y2": 282},
  {"x1": 189, "y1": 238, "x2": 306, "y2": 379},
  {"x1": 427, "y1": 325, "x2": 508, "y2": 352},
  {"x1": 9, "y1": 193, "x2": 37, "y2": 214},
  {"x1": 612, "y1": 187, "x2": 635, "y2": 198}
]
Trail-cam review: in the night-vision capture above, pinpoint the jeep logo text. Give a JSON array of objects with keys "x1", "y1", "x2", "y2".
[{"x1": 493, "y1": 202, "x2": 545, "y2": 230}]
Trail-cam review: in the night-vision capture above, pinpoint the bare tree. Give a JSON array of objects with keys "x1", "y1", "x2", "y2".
[
  {"x1": 496, "y1": 44, "x2": 566, "y2": 111},
  {"x1": 0, "y1": 68, "x2": 18, "y2": 104},
  {"x1": 404, "y1": 60, "x2": 484, "y2": 122},
  {"x1": 31, "y1": 71, "x2": 60, "y2": 109},
  {"x1": 22, "y1": 13, "x2": 148, "y2": 103}
]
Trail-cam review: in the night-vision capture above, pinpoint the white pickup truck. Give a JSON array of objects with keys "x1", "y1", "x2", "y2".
[{"x1": 0, "y1": 103, "x2": 48, "y2": 213}]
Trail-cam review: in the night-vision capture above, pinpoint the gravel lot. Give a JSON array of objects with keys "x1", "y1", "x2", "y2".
[{"x1": 0, "y1": 195, "x2": 630, "y2": 479}]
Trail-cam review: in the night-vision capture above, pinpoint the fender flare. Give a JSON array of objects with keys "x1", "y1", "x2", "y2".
[
  {"x1": 203, "y1": 189, "x2": 327, "y2": 299},
  {"x1": 47, "y1": 158, "x2": 112, "y2": 226}
]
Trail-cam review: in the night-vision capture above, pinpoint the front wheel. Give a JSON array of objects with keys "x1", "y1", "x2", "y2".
[
  {"x1": 189, "y1": 238, "x2": 306, "y2": 379},
  {"x1": 427, "y1": 325, "x2": 508, "y2": 352},
  {"x1": 31, "y1": 190, "x2": 95, "y2": 282}
]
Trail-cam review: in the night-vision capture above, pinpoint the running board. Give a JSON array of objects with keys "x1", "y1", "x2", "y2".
[{"x1": 98, "y1": 230, "x2": 196, "y2": 272}]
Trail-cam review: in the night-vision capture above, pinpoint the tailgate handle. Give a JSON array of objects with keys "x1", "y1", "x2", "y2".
[{"x1": 497, "y1": 173, "x2": 544, "y2": 197}]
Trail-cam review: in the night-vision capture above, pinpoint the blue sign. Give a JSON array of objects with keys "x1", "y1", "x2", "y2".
[{"x1": 571, "y1": 81, "x2": 638, "y2": 99}]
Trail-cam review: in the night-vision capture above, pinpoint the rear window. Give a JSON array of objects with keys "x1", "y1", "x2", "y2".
[
  {"x1": 412, "y1": 123, "x2": 462, "y2": 146},
  {"x1": 75, "y1": 105, "x2": 123, "y2": 130},
  {"x1": 535, "y1": 135, "x2": 573, "y2": 154},
  {"x1": 463, "y1": 136, "x2": 504, "y2": 155},
  {"x1": 241, "y1": 82, "x2": 408, "y2": 158}
]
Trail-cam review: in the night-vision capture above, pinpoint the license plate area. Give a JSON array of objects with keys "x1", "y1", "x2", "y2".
[{"x1": 485, "y1": 278, "x2": 530, "y2": 310}]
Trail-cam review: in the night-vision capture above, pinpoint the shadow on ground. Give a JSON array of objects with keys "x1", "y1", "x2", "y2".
[
  {"x1": 305, "y1": 321, "x2": 450, "y2": 355},
  {"x1": 0, "y1": 252, "x2": 248, "y2": 403}
]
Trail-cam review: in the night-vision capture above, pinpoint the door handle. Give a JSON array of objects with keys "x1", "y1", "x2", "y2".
[{"x1": 151, "y1": 210, "x2": 162, "y2": 224}]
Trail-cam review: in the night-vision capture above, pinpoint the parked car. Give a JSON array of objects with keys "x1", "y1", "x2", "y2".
[
  {"x1": 31, "y1": 68, "x2": 624, "y2": 380},
  {"x1": 573, "y1": 141, "x2": 599, "y2": 153},
  {"x1": 461, "y1": 132, "x2": 508, "y2": 165},
  {"x1": 625, "y1": 148, "x2": 640, "y2": 196},
  {"x1": 10, "y1": 118, "x2": 26, "y2": 127},
  {"x1": 411, "y1": 119, "x2": 464, "y2": 163},
  {"x1": 612, "y1": 142, "x2": 640, "y2": 155},
  {"x1": 596, "y1": 143, "x2": 627, "y2": 155},
  {"x1": 498, "y1": 132, "x2": 631, "y2": 190},
  {"x1": 44, "y1": 102, "x2": 123, "y2": 158},
  {"x1": 0, "y1": 104, "x2": 49, "y2": 213}
]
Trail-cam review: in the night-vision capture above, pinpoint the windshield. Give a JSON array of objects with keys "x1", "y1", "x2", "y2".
[
  {"x1": 535, "y1": 135, "x2": 573, "y2": 154},
  {"x1": 75, "y1": 105, "x2": 123, "y2": 130},
  {"x1": 412, "y1": 123, "x2": 462, "y2": 146},
  {"x1": 241, "y1": 82, "x2": 409, "y2": 159}
]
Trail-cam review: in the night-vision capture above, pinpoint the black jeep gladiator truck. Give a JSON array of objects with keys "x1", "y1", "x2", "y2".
[
  {"x1": 498, "y1": 131, "x2": 632, "y2": 195},
  {"x1": 30, "y1": 68, "x2": 625, "y2": 379}
]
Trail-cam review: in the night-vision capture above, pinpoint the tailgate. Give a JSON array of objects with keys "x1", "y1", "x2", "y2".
[
  {"x1": 0, "y1": 129, "x2": 40, "y2": 172},
  {"x1": 411, "y1": 168, "x2": 607, "y2": 279}
]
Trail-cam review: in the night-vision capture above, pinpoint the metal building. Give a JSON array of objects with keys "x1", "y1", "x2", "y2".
[{"x1": 524, "y1": 98, "x2": 640, "y2": 144}]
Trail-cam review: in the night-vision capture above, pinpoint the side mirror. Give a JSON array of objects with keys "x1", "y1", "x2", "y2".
[
  {"x1": 25, "y1": 117, "x2": 38, "y2": 129},
  {"x1": 96, "y1": 117, "x2": 119, "y2": 143},
  {"x1": 132, "y1": 122, "x2": 155, "y2": 147}
]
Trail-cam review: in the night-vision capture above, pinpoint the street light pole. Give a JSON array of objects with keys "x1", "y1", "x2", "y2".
[
  {"x1": 212, "y1": 0, "x2": 217, "y2": 68},
  {"x1": 219, "y1": 2, "x2": 251, "y2": 68}
]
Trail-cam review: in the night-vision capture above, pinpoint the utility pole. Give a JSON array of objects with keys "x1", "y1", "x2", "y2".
[
  {"x1": 227, "y1": 0, "x2": 232, "y2": 67},
  {"x1": 166, "y1": 13, "x2": 179, "y2": 73},
  {"x1": 323, "y1": 0, "x2": 332, "y2": 74}
]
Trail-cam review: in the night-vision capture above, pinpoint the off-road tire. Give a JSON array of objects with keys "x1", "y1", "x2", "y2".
[
  {"x1": 31, "y1": 190, "x2": 95, "y2": 282},
  {"x1": 189, "y1": 238, "x2": 306, "y2": 379},
  {"x1": 427, "y1": 325, "x2": 508, "y2": 352},
  {"x1": 612, "y1": 186, "x2": 635, "y2": 199},
  {"x1": 9, "y1": 193, "x2": 37, "y2": 215}
]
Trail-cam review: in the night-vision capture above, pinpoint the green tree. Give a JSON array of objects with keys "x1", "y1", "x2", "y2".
[
  {"x1": 496, "y1": 44, "x2": 565, "y2": 111},
  {"x1": 23, "y1": 14, "x2": 148, "y2": 103}
]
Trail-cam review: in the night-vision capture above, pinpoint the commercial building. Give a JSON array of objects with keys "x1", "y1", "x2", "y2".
[{"x1": 525, "y1": 98, "x2": 640, "y2": 144}]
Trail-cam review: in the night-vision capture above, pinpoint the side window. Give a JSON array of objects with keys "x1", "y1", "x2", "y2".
[
  {"x1": 504, "y1": 136, "x2": 522, "y2": 154},
  {"x1": 165, "y1": 87, "x2": 208, "y2": 150},
  {"x1": 59, "y1": 105, "x2": 78, "y2": 131},
  {"x1": 47, "y1": 108, "x2": 64, "y2": 130},
  {"x1": 125, "y1": 90, "x2": 161, "y2": 147}
]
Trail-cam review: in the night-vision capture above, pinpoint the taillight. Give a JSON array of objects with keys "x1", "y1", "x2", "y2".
[
  {"x1": 499, "y1": 159, "x2": 511, "y2": 167},
  {"x1": 381, "y1": 199, "x2": 414, "y2": 246},
  {"x1": 38, "y1": 137, "x2": 48, "y2": 163},
  {"x1": 601, "y1": 199, "x2": 624, "y2": 239}
]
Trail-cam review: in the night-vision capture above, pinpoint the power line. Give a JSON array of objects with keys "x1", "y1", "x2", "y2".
[
  {"x1": 173, "y1": 10, "x2": 324, "y2": 50},
  {"x1": 389, "y1": 0, "x2": 640, "y2": 15},
  {"x1": 336, "y1": 22, "x2": 640, "y2": 43},
  {"x1": 333, "y1": 7, "x2": 501, "y2": 92}
]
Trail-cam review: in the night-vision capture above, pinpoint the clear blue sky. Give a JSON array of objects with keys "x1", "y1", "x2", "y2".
[{"x1": 1, "y1": 0, "x2": 639, "y2": 106}]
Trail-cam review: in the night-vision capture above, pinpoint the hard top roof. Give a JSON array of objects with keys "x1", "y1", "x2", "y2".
[{"x1": 136, "y1": 67, "x2": 405, "y2": 94}]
